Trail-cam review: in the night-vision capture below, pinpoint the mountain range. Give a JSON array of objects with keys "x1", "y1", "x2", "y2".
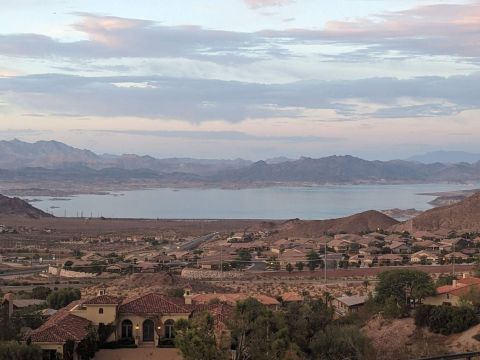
[
  {"x1": 1, "y1": 140, "x2": 480, "y2": 191},
  {"x1": 408, "y1": 151, "x2": 480, "y2": 164}
]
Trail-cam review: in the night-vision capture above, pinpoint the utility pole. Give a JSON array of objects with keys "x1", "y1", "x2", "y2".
[
  {"x1": 324, "y1": 240, "x2": 327, "y2": 285},
  {"x1": 220, "y1": 247, "x2": 223, "y2": 279},
  {"x1": 452, "y1": 243, "x2": 455, "y2": 276}
]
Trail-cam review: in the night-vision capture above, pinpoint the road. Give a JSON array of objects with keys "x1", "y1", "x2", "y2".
[
  {"x1": 0, "y1": 265, "x2": 48, "y2": 278},
  {"x1": 177, "y1": 232, "x2": 218, "y2": 251}
]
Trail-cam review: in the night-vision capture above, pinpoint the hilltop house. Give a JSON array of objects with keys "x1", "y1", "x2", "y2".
[{"x1": 26, "y1": 288, "x2": 232, "y2": 360}]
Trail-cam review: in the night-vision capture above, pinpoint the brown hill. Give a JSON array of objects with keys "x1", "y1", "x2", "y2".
[
  {"x1": 0, "y1": 194, "x2": 53, "y2": 218},
  {"x1": 396, "y1": 192, "x2": 480, "y2": 232},
  {"x1": 271, "y1": 210, "x2": 399, "y2": 238}
]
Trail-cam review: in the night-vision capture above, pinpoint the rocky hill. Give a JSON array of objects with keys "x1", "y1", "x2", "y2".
[
  {"x1": 271, "y1": 210, "x2": 399, "y2": 237},
  {"x1": 395, "y1": 192, "x2": 480, "y2": 232},
  {"x1": 0, "y1": 194, "x2": 53, "y2": 218}
]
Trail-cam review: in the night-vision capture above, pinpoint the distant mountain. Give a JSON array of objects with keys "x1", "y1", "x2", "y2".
[
  {"x1": 0, "y1": 194, "x2": 53, "y2": 218},
  {"x1": 408, "y1": 151, "x2": 480, "y2": 164},
  {"x1": 396, "y1": 192, "x2": 480, "y2": 232},
  {"x1": 3, "y1": 140, "x2": 480, "y2": 191},
  {"x1": 0, "y1": 139, "x2": 252, "y2": 175},
  {"x1": 0, "y1": 139, "x2": 100, "y2": 169},
  {"x1": 210, "y1": 155, "x2": 480, "y2": 184}
]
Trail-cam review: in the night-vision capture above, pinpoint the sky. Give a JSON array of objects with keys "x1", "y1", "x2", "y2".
[{"x1": 1, "y1": 0, "x2": 480, "y2": 160}]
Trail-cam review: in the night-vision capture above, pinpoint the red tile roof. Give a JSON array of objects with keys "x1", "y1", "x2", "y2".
[
  {"x1": 119, "y1": 293, "x2": 190, "y2": 314},
  {"x1": 26, "y1": 302, "x2": 91, "y2": 343}
]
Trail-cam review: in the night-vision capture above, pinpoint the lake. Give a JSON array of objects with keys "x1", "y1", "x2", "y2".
[{"x1": 25, "y1": 183, "x2": 480, "y2": 220}]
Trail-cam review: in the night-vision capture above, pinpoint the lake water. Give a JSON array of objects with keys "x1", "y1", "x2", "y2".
[{"x1": 25, "y1": 183, "x2": 480, "y2": 220}]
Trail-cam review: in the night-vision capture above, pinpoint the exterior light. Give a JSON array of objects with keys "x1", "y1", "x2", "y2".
[{"x1": 135, "y1": 324, "x2": 139, "y2": 330}]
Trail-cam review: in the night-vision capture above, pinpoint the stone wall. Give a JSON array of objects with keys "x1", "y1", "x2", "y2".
[
  {"x1": 181, "y1": 268, "x2": 244, "y2": 280},
  {"x1": 48, "y1": 265, "x2": 97, "y2": 278}
]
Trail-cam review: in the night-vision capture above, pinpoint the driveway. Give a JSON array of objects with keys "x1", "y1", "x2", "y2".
[{"x1": 95, "y1": 348, "x2": 182, "y2": 360}]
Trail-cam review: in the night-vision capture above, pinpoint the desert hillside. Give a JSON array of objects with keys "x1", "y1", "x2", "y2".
[
  {"x1": 394, "y1": 192, "x2": 480, "y2": 232},
  {"x1": 0, "y1": 194, "x2": 53, "y2": 218}
]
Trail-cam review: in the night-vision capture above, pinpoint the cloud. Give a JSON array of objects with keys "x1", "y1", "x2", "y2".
[
  {"x1": 1, "y1": 3, "x2": 479, "y2": 66},
  {"x1": 0, "y1": 13, "x2": 277, "y2": 64},
  {"x1": 259, "y1": 2, "x2": 480, "y2": 60},
  {"x1": 1, "y1": 73, "x2": 480, "y2": 122},
  {"x1": 244, "y1": 0, "x2": 294, "y2": 9}
]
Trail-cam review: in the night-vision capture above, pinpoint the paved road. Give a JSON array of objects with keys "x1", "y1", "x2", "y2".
[
  {"x1": 0, "y1": 266, "x2": 48, "y2": 278},
  {"x1": 178, "y1": 232, "x2": 218, "y2": 251}
]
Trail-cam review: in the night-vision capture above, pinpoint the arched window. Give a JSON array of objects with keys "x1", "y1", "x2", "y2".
[
  {"x1": 98, "y1": 308, "x2": 104, "y2": 314},
  {"x1": 121, "y1": 319, "x2": 133, "y2": 339},
  {"x1": 164, "y1": 319, "x2": 175, "y2": 339}
]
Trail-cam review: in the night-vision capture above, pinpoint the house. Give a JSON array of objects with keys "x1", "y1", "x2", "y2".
[
  {"x1": 105, "y1": 262, "x2": 133, "y2": 274},
  {"x1": 410, "y1": 250, "x2": 438, "y2": 264},
  {"x1": 385, "y1": 241, "x2": 410, "y2": 254},
  {"x1": 377, "y1": 254, "x2": 403, "y2": 266},
  {"x1": 443, "y1": 252, "x2": 470, "y2": 263},
  {"x1": 440, "y1": 238, "x2": 470, "y2": 250},
  {"x1": 278, "y1": 248, "x2": 307, "y2": 268},
  {"x1": 328, "y1": 239, "x2": 351, "y2": 253},
  {"x1": 80, "y1": 252, "x2": 106, "y2": 262},
  {"x1": 412, "y1": 240, "x2": 439, "y2": 251},
  {"x1": 348, "y1": 254, "x2": 376, "y2": 267},
  {"x1": 333, "y1": 295, "x2": 368, "y2": 316},
  {"x1": 281, "y1": 292, "x2": 303, "y2": 303},
  {"x1": 424, "y1": 276, "x2": 480, "y2": 306},
  {"x1": 26, "y1": 288, "x2": 233, "y2": 360},
  {"x1": 358, "y1": 247, "x2": 381, "y2": 256},
  {"x1": 412, "y1": 231, "x2": 441, "y2": 241},
  {"x1": 197, "y1": 253, "x2": 237, "y2": 270}
]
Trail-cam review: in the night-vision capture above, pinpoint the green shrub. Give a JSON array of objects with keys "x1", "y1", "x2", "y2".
[{"x1": 415, "y1": 305, "x2": 478, "y2": 335}]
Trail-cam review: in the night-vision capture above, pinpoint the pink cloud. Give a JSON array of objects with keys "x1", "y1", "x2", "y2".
[
  {"x1": 259, "y1": 2, "x2": 480, "y2": 59},
  {"x1": 244, "y1": 0, "x2": 294, "y2": 9}
]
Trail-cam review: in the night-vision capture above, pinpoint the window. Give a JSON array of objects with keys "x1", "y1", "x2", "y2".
[
  {"x1": 121, "y1": 319, "x2": 133, "y2": 339},
  {"x1": 164, "y1": 319, "x2": 175, "y2": 339},
  {"x1": 99, "y1": 308, "x2": 104, "y2": 314}
]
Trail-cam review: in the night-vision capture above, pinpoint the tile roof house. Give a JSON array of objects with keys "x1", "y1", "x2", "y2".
[
  {"x1": 425, "y1": 275, "x2": 480, "y2": 306},
  {"x1": 26, "y1": 288, "x2": 238, "y2": 359},
  {"x1": 410, "y1": 250, "x2": 439, "y2": 264},
  {"x1": 385, "y1": 241, "x2": 410, "y2": 254}
]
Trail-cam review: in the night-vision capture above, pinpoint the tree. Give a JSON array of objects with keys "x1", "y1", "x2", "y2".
[
  {"x1": 76, "y1": 326, "x2": 98, "y2": 360},
  {"x1": 175, "y1": 312, "x2": 227, "y2": 360},
  {"x1": 286, "y1": 263, "x2": 294, "y2": 273},
  {"x1": 306, "y1": 251, "x2": 320, "y2": 271},
  {"x1": 435, "y1": 274, "x2": 457, "y2": 288},
  {"x1": 32, "y1": 286, "x2": 51, "y2": 300},
  {"x1": 295, "y1": 262, "x2": 304, "y2": 271},
  {"x1": 47, "y1": 288, "x2": 81, "y2": 310},
  {"x1": 375, "y1": 269, "x2": 435, "y2": 309},
  {"x1": 235, "y1": 249, "x2": 252, "y2": 269},
  {"x1": 0, "y1": 342, "x2": 42, "y2": 360},
  {"x1": 309, "y1": 325, "x2": 375, "y2": 360}
]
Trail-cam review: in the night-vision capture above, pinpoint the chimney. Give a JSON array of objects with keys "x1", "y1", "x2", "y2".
[
  {"x1": 452, "y1": 279, "x2": 458, "y2": 288},
  {"x1": 184, "y1": 285, "x2": 193, "y2": 305},
  {"x1": 3, "y1": 293, "x2": 14, "y2": 318},
  {"x1": 97, "y1": 285, "x2": 107, "y2": 296},
  {"x1": 463, "y1": 273, "x2": 468, "y2": 279}
]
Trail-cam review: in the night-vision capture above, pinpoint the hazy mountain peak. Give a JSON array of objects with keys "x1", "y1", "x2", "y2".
[{"x1": 408, "y1": 150, "x2": 480, "y2": 164}]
